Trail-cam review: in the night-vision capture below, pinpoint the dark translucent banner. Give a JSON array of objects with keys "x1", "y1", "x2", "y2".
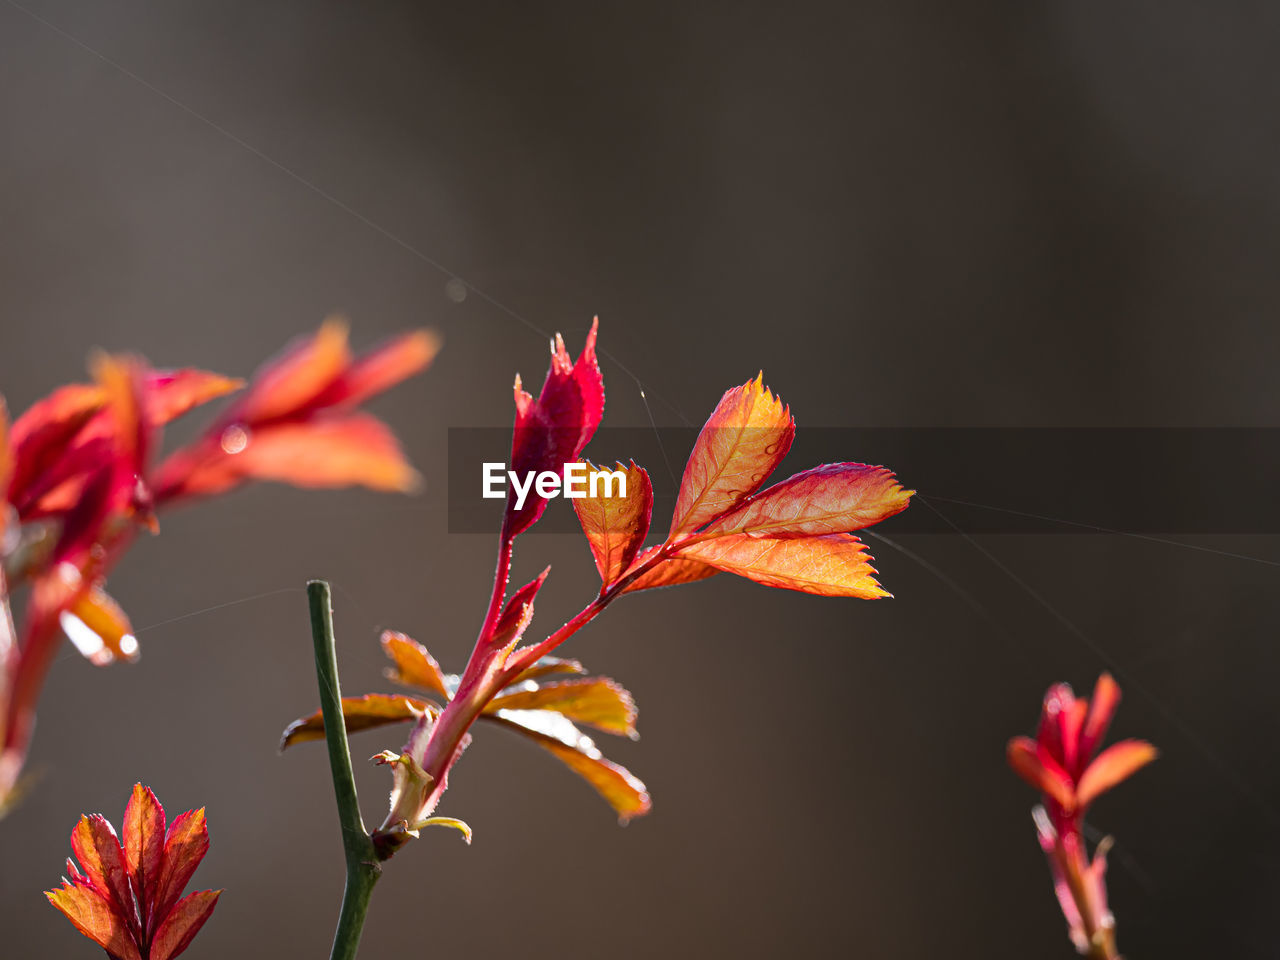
[{"x1": 446, "y1": 427, "x2": 1280, "y2": 534}]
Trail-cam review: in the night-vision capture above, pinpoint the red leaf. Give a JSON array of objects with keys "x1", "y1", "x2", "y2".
[
  {"x1": 507, "y1": 319, "x2": 604, "y2": 536},
  {"x1": 667, "y1": 373, "x2": 793, "y2": 539},
  {"x1": 1076, "y1": 739, "x2": 1158, "y2": 808},
  {"x1": 147, "y1": 369, "x2": 244, "y2": 424},
  {"x1": 572, "y1": 460, "x2": 652, "y2": 588},
  {"x1": 219, "y1": 414, "x2": 420, "y2": 493},
  {"x1": 122, "y1": 784, "x2": 166, "y2": 924},
  {"x1": 148, "y1": 889, "x2": 221, "y2": 960},
  {"x1": 70, "y1": 814, "x2": 134, "y2": 928},
  {"x1": 619, "y1": 545, "x2": 718, "y2": 593},
  {"x1": 703, "y1": 463, "x2": 911, "y2": 539},
  {"x1": 490, "y1": 568, "x2": 549, "y2": 650},
  {"x1": 235, "y1": 317, "x2": 350, "y2": 423},
  {"x1": 487, "y1": 677, "x2": 638, "y2": 738},
  {"x1": 1006, "y1": 737, "x2": 1075, "y2": 810},
  {"x1": 320, "y1": 329, "x2": 440, "y2": 409},
  {"x1": 7, "y1": 383, "x2": 104, "y2": 507},
  {"x1": 675, "y1": 532, "x2": 888, "y2": 598},
  {"x1": 487, "y1": 714, "x2": 651, "y2": 822},
  {"x1": 381, "y1": 631, "x2": 451, "y2": 700},
  {"x1": 152, "y1": 808, "x2": 209, "y2": 923},
  {"x1": 1079, "y1": 672, "x2": 1121, "y2": 764},
  {"x1": 279, "y1": 694, "x2": 437, "y2": 750},
  {"x1": 45, "y1": 882, "x2": 141, "y2": 960}
]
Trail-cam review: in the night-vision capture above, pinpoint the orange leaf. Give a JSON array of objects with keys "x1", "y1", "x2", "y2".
[
  {"x1": 152, "y1": 809, "x2": 209, "y2": 923},
  {"x1": 147, "y1": 370, "x2": 244, "y2": 424},
  {"x1": 507, "y1": 656, "x2": 587, "y2": 684},
  {"x1": 573, "y1": 460, "x2": 652, "y2": 588},
  {"x1": 487, "y1": 714, "x2": 651, "y2": 822},
  {"x1": 229, "y1": 414, "x2": 420, "y2": 492},
  {"x1": 45, "y1": 882, "x2": 141, "y2": 960},
  {"x1": 675, "y1": 532, "x2": 888, "y2": 598},
  {"x1": 381, "y1": 631, "x2": 451, "y2": 699},
  {"x1": 1079, "y1": 672, "x2": 1121, "y2": 762},
  {"x1": 63, "y1": 585, "x2": 138, "y2": 666},
  {"x1": 148, "y1": 889, "x2": 221, "y2": 960},
  {"x1": 487, "y1": 677, "x2": 638, "y2": 737},
  {"x1": 122, "y1": 784, "x2": 166, "y2": 919},
  {"x1": 70, "y1": 814, "x2": 133, "y2": 921},
  {"x1": 325, "y1": 329, "x2": 440, "y2": 408},
  {"x1": 620, "y1": 545, "x2": 718, "y2": 593},
  {"x1": 279, "y1": 693, "x2": 437, "y2": 750},
  {"x1": 667, "y1": 373, "x2": 794, "y2": 539},
  {"x1": 238, "y1": 318, "x2": 351, "y2": 422},
  {"x1": 1076, "y1": 739, "x2": 1158, "y2": 808},
  {"x1": 704, "y1": 463, "x2": 912, "y2": 539}
]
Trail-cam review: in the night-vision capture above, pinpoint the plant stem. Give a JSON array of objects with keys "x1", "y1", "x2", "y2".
[{"x1": 307, "y1": 580, "x2": 382, "y2": 960}]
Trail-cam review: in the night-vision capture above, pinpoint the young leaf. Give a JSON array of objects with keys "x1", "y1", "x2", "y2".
[
  {"x1": 236, "y1": 318, "x2": 351, "y2": 423},
  {"x1": 1076, "y1": 740, "x2": 1158, "y2": 808},
  {"x1": 148, "y1": 889, "x2": 221, "y2": 960},
  {"x1": 381, "y1": 631, "x2": 451, "y2": 700},
  {"x1": 122, "y1": 784, "x2": 166, "y2": 919},
  {"x1": 702, "y1": 463, "x2": 912, "y2": 539},
  {"x1": 620, "y1": 545, "x2": 719, "y2": 593},
  {"x1": 319, "y1": 329, "x2": 440, "y2": 409},
  {"x1": 227, "y1": 413, "x2": 420, "y2": 492},
  {"x1": 489, "y1": 568, "x2": 549, "y2": 650},
  {"x1": 487, "y1": 678, "x2": 638, "y2": 738},
  {"x1": 152, "y1": 808, "x2": 211, "y2": 923},
  {"x1": 507, "y1": 320, "x2": 604, "y2": 536},
  {"x1": 573, "y1": 460, "x2": 653, "y2": 588},
  {"x1": 668, "y1": 374, "x2": 794, "y2": 539},
  {"x1": 147, "y1": 369, "x2": 244, "y2": 425},
  {"x1": 279, "y1": 694, "x2": 437, "y2": 750},
  {"x1": 675, "y1": 532, "x2": 889, "y2": 598},
  {"x1": 487, "y1": 714, "x2": 651, "y2": 821},
  {"x1": 506, "y1": 656, "x2": 587, "y2": 684},
  {"x1": 63, "y1": 585, "x2": 138, "y2": 666},
  {"x1": 45, "y1": 883, "x2": 141, "y2": 960},
  {"x1": 70, "y1": 814, "x2": 134, "y2": 923}
]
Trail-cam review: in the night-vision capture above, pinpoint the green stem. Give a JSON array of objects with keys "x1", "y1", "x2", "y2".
[{"x1": 307, "y1": 580, "x2": 382, "y2": 960}]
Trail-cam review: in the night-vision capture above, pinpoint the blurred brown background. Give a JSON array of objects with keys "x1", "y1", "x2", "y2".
[{"x1": 3, "y1": 2, "x2": 1280, "y2": 957}]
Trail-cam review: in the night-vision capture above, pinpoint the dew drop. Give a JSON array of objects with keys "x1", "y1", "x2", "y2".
[{"x1": 220, "y1": 424, "x2": 250, "y2": 455}]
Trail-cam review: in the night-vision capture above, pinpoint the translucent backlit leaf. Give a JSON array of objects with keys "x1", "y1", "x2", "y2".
[
  {"x1": 148, "y1": 889, "x2": 221, "y2": 960},
  {"x1": 70, "y1": 814, "x2": 133, "y2": 922},
  {"x1": 381, "y1": 631, "x2": 450, "y2": 700},
  {"x1": 279, "y1": 694, "x2": 437, "y2": 750},
  {"x1": 573, "y1": 460, "x2": 652, "y2": 588},
  {"x1": 1076, "y1": 739, "x2": 1158, "y2": 808},
  {"x1": 237, "y1": 317, "x2": 350, "y2": 422},
  {"x1": 8, "y1": 383, "x2": 105, "y2": 506},
  {"x1": 676, "y1": 532, "x2": 888, "y2": 598},
  {"x1": 228, "y1": 414, "x2": 420, "y2": 492},
  {"x1": 147, "y1": 370, "x2": 244, "y2": 424},
  {"x1": 488, "y1": 713, "x2": 651, "y2": 821},
  {"x1": 507, "y1": 656, "x2": 587, "y2": 685},
  {"x1": 45, "y1": 882, "x2": 141, "y2": 960},
  {"x1": 703, "y1": 462, "x2": 912, "y2": 539},
  {"x1": 122, "y1": 783, "x2": 166, "y2": 918},
  {"x1": 487, "y1": 677, "x2": 638, "y2": 738},
  {"x1": 1079, "y1": 672, "x2": 1121, "y2": 764},
  {"x1": 152, "y1": 808, "x2": 209, "y2": 923},
  {"x1": 322, "y1": 329, "x2": 440, "y2": 409},
  {"x1": 668, "y1": 374, "x2": 793, "y2": 539},
  {"x1": 489, "y1": 568, "x2": 549, "y2": 652},
  {"x1": 620, "y1": 545, "x2": 719, "y2": 594}
]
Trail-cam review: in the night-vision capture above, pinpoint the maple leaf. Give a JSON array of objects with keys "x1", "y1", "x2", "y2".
[{"x1": 46, "y1": 784, "x2": 220, "y2": 960}]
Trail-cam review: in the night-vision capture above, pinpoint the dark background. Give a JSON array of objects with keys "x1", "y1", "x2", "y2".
[{"x1": 3, "y1": 2, "x2": 1279, "y2": 957}]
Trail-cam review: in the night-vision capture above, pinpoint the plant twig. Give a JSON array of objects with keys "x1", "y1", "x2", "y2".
[{"x1": 307, "y1": 580, "x2": 382, "y2": 960}]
